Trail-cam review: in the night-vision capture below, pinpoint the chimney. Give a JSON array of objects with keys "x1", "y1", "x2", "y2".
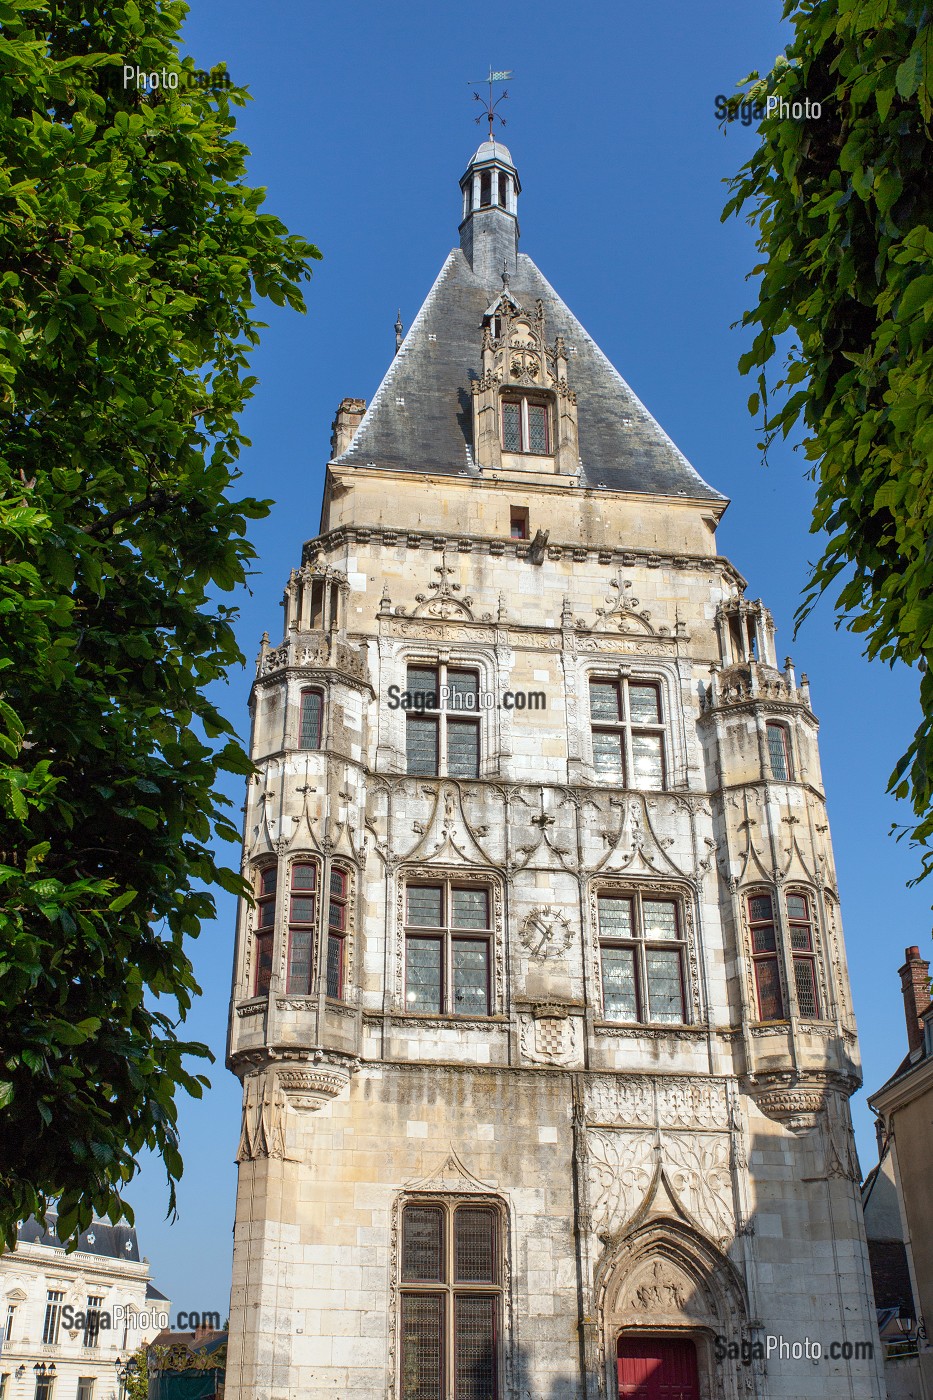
[
  {"x1": 330, "y1": 397, "x2": 366, "y2": 459},
  {"x1": 899, "y1": 945, "x2": 931, "y2": 1055}
]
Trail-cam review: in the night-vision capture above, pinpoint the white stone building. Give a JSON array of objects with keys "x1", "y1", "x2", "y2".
[
  {"x1": 224, "y1": 137, "x2": 886, "y2": 1400},
  {"x1": 0, "y1": 1218, "x2": 169, "y2": 1400}
]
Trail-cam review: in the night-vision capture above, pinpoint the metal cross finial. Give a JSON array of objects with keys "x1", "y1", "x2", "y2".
[{"x1": 468, "y1": 66, "x2": 513, "y2": 141}]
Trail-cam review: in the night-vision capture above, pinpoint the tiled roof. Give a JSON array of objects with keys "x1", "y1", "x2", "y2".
[
  {"x1": 335, "y1": 246, "x2": 724, "y2": 502},
  {"x1": 17, "y1": 1214, "x2": 140, "y2": 1262}
]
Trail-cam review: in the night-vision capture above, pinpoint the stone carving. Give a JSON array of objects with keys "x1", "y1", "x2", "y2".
[
  {"x1": 277, "y1": 1055, "x2": 358, "y2": 1112},
  {"x1": 235, "y1": 1073, "x2": 290, "y2": 1162},
  {"x1": 519, "y1": 906, "x2": 573, "y2": 959},
  {"x1": 519, "y1": 1007, "x2": 580, "y2": 1065},
  {"x1": 588, "y1": 1130, "x2": 655, "y2": 1231},
  {"x1": 411, "y1": 551, "x2": 475, "y2": 620},
  {"x1": 589, "y1": 574, "x2": 655, "y2": 634},
  {"x1": 632, "y1": 1260, "x2": 689, "y2": 1312},
  {"x1": 588, "y1": 1127, "x2": 735, "y2": 1246}
]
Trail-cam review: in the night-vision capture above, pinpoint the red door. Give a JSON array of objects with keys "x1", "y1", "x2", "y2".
[{"x1": 617, "y1": 1337, "x2": 700, "y2": 1400}]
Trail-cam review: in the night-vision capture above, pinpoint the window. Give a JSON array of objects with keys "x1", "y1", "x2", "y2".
[
  {"x1": 501, "y1": 398, "x2": 550, "y2": 455},
  {"x1": 254, "y1": 865, "x2": 277, "y2": 996},
  {"x1": 42, "y1": 1290, "x2": 65, "y2": 1346},
  {"x1": 404, "y1": 882, "x2": 493, "y2": 1016},
  {"x1": 787, "y1": 891, "x2": 820, "y2": 1019},
  {"x1": 509, "y1": 507, "x2": 528, "y2": 540},
  {"x1": 399, "y1": 1201, "x2": 502, "y2": 1400},
  {"x1": 34, "y1": 1379, "x2": 53, "y2": 1400},
  {"x1": 589, "y1": 677, "x2": 666, "y2": 789},
  {"x1": 299, "y1": 688, "x2": 323, "y2": 750},
  {"x1": 405, "y1": 665, "x2": 480, "y2": 779},
  {"x1": 4, "y1": 1305, "x2": 14, "y2": 1342},
  {"x1": 497, "y1": 172, "x2": 508, "y2": 208},
  {"x1": 747, "y1": 892, "x2": 785, "y2": 1020},
  {"x1": 598, "y1": 893, "x2": 687, "y2": 1024},
  {"x1": 77, "y1": 1380, "x2": 95, "y2": 1400},
  {"x1": 82, "y1": 1298, "x2": 103, "y2": 1349},
  {"x1": 1, "y1": 1375, "x2": 9, "y2": 1400},
  {"x1": 480, "y1": 170, "x2": 491, "y2": 208},
  {"x1": 766, "y1": 722, "x2": 791, "y2": 780},
  {"x1": 286, "y1": 862, "x2": 318, "y2": 994},
  {"x1": 328, "y1": 867, "x2": 348, "y2": 999}
]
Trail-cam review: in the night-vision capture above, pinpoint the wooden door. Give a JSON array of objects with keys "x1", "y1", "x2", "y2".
[{"x1": 617, "y1": 1336, "x2": 700, "y2": 1400}]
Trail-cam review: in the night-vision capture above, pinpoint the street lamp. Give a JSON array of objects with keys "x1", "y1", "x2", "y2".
[{"x1": 114, "y1": 1355, "x2": 139, "y2": 1400}]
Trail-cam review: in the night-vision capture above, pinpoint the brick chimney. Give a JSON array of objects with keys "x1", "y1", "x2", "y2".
[
  {"x1": 330, "y1": 397, "x2": 366, "y2": 459},
  {"x1": 899, "y1": 945, "x2": 931, "y2": 1055}
]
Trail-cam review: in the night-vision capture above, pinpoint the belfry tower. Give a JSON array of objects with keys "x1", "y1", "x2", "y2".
[{"x1": 225, "y1": 139, "x2": 884, "y2": 1400}]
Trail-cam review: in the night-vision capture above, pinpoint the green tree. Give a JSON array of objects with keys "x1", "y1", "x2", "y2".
[
  {"x1": 723, "y1": 1, "x2": 933, "y2": 875},
  {"x1": 0, "y1": 0, "x2": 319, "y2": 1245}
]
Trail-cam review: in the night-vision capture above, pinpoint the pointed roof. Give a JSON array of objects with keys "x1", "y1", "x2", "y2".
[{"x1": 335, "y1": 147, "x2": 724, "y2": 502}]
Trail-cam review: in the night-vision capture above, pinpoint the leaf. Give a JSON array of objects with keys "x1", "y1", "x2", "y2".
[{"x1": 896, "y1": 48, "x2": 923, "y2": 99}]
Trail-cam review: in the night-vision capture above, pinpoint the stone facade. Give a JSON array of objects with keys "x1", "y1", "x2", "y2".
[
  {"x1": 225, "y1": 139, "x2": 886, "y2": 1400},
  {"x1": 0, "y1": 1218, "x2": 169, "y2": 1400}
]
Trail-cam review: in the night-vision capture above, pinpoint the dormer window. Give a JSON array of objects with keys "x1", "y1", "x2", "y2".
[{"x1": 502, "y1": 397, "x2": 550, "y2": 454}]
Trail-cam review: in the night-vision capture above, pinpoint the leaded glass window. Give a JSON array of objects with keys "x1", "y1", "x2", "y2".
[
  {"x1": 404, "y1": 881, "x2": 493, "y2": 1016},
  {"x1": 588, "y1": 677, "x2": 666, "y2": 789},
  {"x1": 299, "y1": 689, "x2": 323, "y2": 749},
  {"x1": 766, "y1": 722, "x2": 791, "y2": 781},
  {"x1": 327, "y1": 867, "x2": 348, "y2": 999},
  {"x1": 747, "y1": 891, "x2": 785, "y2": 1020},
  {"x1": 399, "y1": 1202, "x2": 502, "y2": 1400},
  {"x1": 254, "y1": 865, "x2": 277, "y2": 996},
  {"x1": 404, "y1": 664, "x2": 481, "y2": 778},
  {"x1": 597, "y1": 892, "x2": 687, "y2": 1024},
  {"x1": 500, "y1": 397, "x2": 550, "y2": 454},
  {"x1": 787, "y1": 890, "x2": 820, "y2": 1019},
  {"x1": 286, "y1": 861, "x2": 317, "y2": 994}
]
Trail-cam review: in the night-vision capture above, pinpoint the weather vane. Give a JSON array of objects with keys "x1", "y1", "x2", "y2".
[{"x1": 468, "y1": 67, "x2": 513, "y2": 141}]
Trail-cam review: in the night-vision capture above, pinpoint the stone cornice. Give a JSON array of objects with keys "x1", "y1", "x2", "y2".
[{"x1": 302, "y1": 523, "x2": 745, "y2": 587}]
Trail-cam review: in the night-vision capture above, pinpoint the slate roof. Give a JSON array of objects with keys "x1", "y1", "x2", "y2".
[
  {"x1": 17, "y1": 1214, "x2": 140, "y2": 1261},
  {"x1": 335, "y1": 245, "x2": 725, "y2": 502}
]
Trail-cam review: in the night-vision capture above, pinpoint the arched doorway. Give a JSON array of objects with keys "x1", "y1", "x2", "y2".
[{"x1": 617, "y1": 1335, "x2": 700, "y2": 1400}]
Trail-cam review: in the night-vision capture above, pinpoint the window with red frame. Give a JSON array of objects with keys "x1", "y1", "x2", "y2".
[
  {"x1": 399, "y1": 1200, "x2": 501, "y2": 1400},
  {"x1": 748, "y1": 892, "x2": 785, "y2": 1020},
  {"x1": 327, "y1": 867, "x2": 348, "y2": 999},
  {"x1": 286, "y1": 862, "x2": 317, "y2": 994},
  {"x1": 787, "y1": 891, "x2": 820, "y2": 1018},
  {"x1": 254, "y1": 865, "x2": 277, "y2": 996},
  {"x1": 299, "y1": 688, "x2": 323, "y2": 750}
]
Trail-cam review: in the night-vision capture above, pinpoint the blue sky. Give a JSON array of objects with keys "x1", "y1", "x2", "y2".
[{"x1": 127, "y1": 0, "x2": 931, "y2": 1318}]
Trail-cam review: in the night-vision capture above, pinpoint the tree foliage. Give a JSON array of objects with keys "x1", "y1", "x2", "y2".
[
  {"x1": 0, "y1": 0, "x2": 320, "y2": 1244},
  {"x1": 723, "y1": 0, "x2": 933, "y2": 876}
]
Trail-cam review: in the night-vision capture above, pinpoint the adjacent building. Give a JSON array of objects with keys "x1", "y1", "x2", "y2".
[
  {"x1": 225, "y1": 137, "x2": 886, "y2": 1400},
  {"x1": 0, "y1": 1218, "x2": 169, "y2": 1400},
  {"x1": 867, "y1": 943, "x2": 933, "y2": 1398}
]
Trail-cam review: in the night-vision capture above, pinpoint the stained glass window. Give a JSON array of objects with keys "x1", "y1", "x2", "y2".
[
  {"x1": 286, "y1": 863, "x2": 317, "y2": 995},
  {"x1": 405, "y1": 664, "x2": 481, "y2": 776},
  {"x1": 454, "y1": 1208, "x2": 497, "y2": 1283}
]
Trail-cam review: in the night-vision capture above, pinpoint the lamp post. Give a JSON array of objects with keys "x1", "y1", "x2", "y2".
[{"x1": 114, "y1": 1355, "x2": 138, "y2": 1400}]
